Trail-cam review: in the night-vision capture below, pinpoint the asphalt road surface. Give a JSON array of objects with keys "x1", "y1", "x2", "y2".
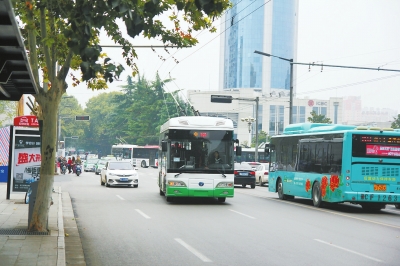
[{"x1": 55, "y1": 167, "x2": 400, "y2": 266}]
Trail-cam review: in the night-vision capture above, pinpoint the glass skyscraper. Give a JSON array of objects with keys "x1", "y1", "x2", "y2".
[{"x1": 221, "y1": 0, "x2": 298, "y2": 93}]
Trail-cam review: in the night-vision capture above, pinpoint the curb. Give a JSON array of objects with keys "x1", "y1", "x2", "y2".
[{"x1": 57, "y1": 186, "x2": 66, "y2": 266}]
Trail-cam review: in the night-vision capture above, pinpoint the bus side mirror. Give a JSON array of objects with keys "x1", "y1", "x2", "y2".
[
  {"x1": 236, "y1": 146, "x2": 242, "y2": 156},
  {"x1": 161, "y1": 141, "x2": 168, "y2": 152}
]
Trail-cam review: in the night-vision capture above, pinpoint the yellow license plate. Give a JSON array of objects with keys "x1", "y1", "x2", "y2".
[{"x1": 373, "y1": 184, "x2": 386, "y2": 191}]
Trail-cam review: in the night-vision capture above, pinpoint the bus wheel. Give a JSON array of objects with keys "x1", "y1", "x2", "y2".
[
  {"x1": 166, "y1": 196, "x2": 174, "y2": 202},
  {"x1": 395, "y1": 204, "x2": 400, "y2": 209},
  {"x1": 277, "y1": 178, "x2": 287, "y2": 200},
  {"x1": 312, "y1": 182, "x2": 323, "y2": 207},
  {"x1": 218, "y1": 197, "x2": 226, "y2": 203},
  {"x1": 141, "y1": 160, "x2": 146, "y2": 168}
]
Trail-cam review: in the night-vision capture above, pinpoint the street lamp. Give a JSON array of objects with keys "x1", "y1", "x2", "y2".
[
  {"x1": 254, "y1": 50, "x2": 294, "y2": 124},
  {"x1": 241, "y1": 116, "x2": 255, "y2": 147}
]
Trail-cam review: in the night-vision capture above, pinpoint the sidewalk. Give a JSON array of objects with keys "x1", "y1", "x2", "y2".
[{"x1": 0, "y1": 182, "x2": 85, "y2": 265}]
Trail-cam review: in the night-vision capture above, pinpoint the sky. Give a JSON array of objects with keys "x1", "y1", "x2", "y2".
[{"x1": 65, "y1": 0, "x2": 400, "y2": 114}]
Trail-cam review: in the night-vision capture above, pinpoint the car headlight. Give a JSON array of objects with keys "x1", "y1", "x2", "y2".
[{"x1": 109, "y1": 172, "x2": 116, "y2": 176}]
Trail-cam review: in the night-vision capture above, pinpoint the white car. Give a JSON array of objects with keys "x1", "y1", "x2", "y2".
[
  {"x1": 255, "y1": 163, "x2": 269, "y2": 186},
  {"x1": 100, "y1": 161, "x2": 139, "y2": 188}
]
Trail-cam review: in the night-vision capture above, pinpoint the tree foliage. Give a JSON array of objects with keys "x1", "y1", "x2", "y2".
[
  {"x1": 13, "y1": 0, "x2": 231, "y2": 231},
  {"x1": 307, "y1": 111, "x2": 332, "y2": 124},
  {"x1": 75, "y1": 74, "x2": 190, "y2": 155},
  {"x1": 391, "y1": 114, "x2": 400, "y2": 129}
]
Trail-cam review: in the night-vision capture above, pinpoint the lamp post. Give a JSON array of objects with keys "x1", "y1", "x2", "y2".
[
  {"x1": 254, "y1": 50, "x2": 294, "y2": 124},
  {"x1": 241, "y1": 116, "x2": 255, "y2": 147}
]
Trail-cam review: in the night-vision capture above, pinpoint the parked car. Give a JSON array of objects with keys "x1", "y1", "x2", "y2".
[
  {"x1": 234, "y1": 162, "x2": 256, "y2": 188},
  {"x1": 100, "y1": 161, "x2": 139, "y2": 188},
  {"x1": 95, "y1": 159, "x2": 111, "y2": 175},
  {"x1": 244, "y1": 162, "x2": 261, "y2": 170},
  {"x1": 84, "y1": 159, "x2": 99, "y2": 172},
  {"x1": 255, "y1": 163, "x2": 269, "y2": 186}
]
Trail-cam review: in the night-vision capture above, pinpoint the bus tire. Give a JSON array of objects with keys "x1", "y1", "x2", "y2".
[
  {"x1": 395, "y1": 204, "x2": 400, "y2": 209},
  {"x1": 218, "y1": 197, "x2": 226, "y2": 203},
  {"x1": 277, "y1": 178, "x2": 287, "y2": 200},
  {"x1": 312, "y1": 182, "x2": 323, "y2": 207},
  {"x1": 166, "y1": 196, "x2": 174, "y2": 202},
  {"x1": 141, "y1": 160, "x2": 146, "y2": 168}
]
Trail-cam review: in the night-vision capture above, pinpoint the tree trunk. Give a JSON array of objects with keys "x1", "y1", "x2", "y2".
[{"x1": 28, "y1": 83, "x2": 62, "y2": 232}]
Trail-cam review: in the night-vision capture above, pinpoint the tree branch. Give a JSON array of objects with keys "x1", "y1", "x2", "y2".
[
  {"x1": 58, "y1": 49, "x2": 73, "y2": 82},
  {"x1": 48, "y1": 10, "x2": 56, "y2": 81},
  {"x1": 40, "y1": 7, "x2": 53, "y2": 82},
  {"x1": 26, "y1": 8, "x2": 42, "y2": 93}
]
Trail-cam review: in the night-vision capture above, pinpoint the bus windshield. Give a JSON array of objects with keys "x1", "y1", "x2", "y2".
[
  {"x1": 111, "y1": 147, "x2": 132, "y2": 159},
  {"x1": 167, "y1": 129, "x2": 234, "y2": 172}
]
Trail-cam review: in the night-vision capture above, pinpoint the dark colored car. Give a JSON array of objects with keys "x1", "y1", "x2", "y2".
[{"x1": 234, "y1": 162, "x2": 256, "y2": 189}]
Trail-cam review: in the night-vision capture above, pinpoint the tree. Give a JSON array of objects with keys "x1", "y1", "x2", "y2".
[
  {"x1": 307, "y1": 111, "x2": 332, "y2": 124},
  {"x1": 252, "y1": 130, "x2": 269, "y2": 147},
  {"x1": 14, "y1": 0, "x2": 231, "y2": 232},
  {"x1": 391, "y1": 114, "x2": 400, "y2": 129}
]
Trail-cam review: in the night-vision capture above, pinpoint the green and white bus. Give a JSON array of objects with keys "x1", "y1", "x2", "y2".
[
  {"x1": 158, "y1": 116, "x2": 241, "y2": 203},
  {"x1": 267, "y1": 123, "x2": 400, "y2": 211}
]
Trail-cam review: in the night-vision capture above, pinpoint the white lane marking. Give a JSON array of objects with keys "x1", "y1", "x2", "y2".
[
  {"x1": 116, "y1": 195, "x2": 125, "y2": 201},
  {"x1": 135, "y1": 209, "x2": 150, "y2": 219},
  {"x1": 229, "y1": 209, "x2": 256, "y2": 219},
  {"x1": 314, "y1": 239, "x2": 383, "y2": 263},
  {"x1": 174, "y1": 238, "x2": 212, "y2": 262},
  {"x1": 236, "y1": 190, "x2": 400, "y2": 229}
]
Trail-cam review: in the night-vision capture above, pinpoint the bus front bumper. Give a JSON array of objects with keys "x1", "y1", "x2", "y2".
[{"x1": 166, "y1": 187, "x2": 234, "y2": 198}]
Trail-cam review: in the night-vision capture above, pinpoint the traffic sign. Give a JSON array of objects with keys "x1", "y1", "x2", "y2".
[{"x1": 75, "y1": 115, "x2": 90, "y2": 121}]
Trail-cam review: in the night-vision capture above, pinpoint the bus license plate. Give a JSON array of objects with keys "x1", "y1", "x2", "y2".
[
  {"x1": 373, "y1": 184, "x2": 386, "y2": 191},
  {"x1": 120, "y1": 178, "x2": 128, "y2": 181}
]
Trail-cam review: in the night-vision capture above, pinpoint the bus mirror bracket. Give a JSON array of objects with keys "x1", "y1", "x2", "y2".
[{"x1": 161, "y1": 141, "x2": 168, "y2": 152}]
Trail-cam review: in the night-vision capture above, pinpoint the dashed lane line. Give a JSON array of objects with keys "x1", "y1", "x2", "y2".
[
  {"x1": 314, "y1": 239, "x2": 383, "y2": 263},
  {"x1": 175, "y1": 238, "x2": 212, "y2": 262}
]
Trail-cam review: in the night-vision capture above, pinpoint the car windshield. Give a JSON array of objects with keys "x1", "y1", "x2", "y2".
[
  {"x1": 235, "y1": 163, "x2": 253, "y2": 170},
  {"x1": 108, "y1": 162, "x2": 134, "y2": 170}
]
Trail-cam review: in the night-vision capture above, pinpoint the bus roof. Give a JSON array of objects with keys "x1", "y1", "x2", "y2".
[
  {"x1": 160, "y1": 116, "x2": 234, "y2": 132},
  {"x1": 281, "y1": 123, "x2": 397, "y2": 135}
]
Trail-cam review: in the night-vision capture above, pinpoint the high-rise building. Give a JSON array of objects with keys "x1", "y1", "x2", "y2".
[{"x1": 219, "y1": 0, "x2": 299, "y2": 95}]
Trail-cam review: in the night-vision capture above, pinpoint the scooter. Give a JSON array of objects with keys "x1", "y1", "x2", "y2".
[{"x1": 75, "y1": 164, "x2": 82, "y2": 176}]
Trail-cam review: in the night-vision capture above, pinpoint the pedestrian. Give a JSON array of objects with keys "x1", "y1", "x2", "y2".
[{"x1": 71, "y1": 156, "x2": 76, "y2": 173}]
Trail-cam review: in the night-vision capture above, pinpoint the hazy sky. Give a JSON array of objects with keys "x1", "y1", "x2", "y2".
[{"x1": 66, "y1": 0, "x2": 400, "y2": 114}]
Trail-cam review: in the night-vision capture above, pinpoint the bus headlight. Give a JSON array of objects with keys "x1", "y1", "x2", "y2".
[
  {"x1": 168, "y1": 181, "x2": 186, "y2": 187},
  {"x1": 216, "y1": 182, "x2": 233, "y2": 188}
]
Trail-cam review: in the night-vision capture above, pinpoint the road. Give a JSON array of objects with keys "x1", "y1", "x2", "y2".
[{"x1": 55, "y1": 168, "x2": 400, "y2": 266}]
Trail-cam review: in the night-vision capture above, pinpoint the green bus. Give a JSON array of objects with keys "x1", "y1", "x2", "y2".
[{"x1": 267, "y1": 123, "x2": 400, "y2": 211}]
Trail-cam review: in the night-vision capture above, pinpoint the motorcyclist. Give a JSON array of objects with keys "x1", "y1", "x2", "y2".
[
  {"x1": 67, "y1": 157, "x2": 72, "y2": 173},
  {"x1": 75, "y1": 156, "x2": 82, "y2": 174}
]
